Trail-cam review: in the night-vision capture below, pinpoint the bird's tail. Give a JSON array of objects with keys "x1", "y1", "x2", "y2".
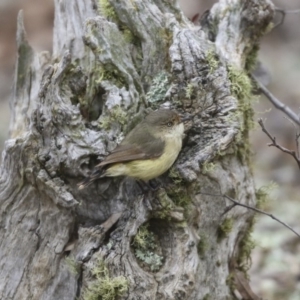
[{"x1": 77, "y1": 167, "x2": 105, "y2": 190}]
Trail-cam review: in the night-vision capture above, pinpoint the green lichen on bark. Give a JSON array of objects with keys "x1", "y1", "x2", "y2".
[
  {"x1": 218, "y1": 218, "x2": 234, "y2": 241},
  {"x1": 201, "y1": 162, "x2": 216, "y2": 174},
  {"x1": 132, "y1": 224, "x2": 164, "y2": 272},
  {"x1": 98, "y1": 0, "x2": 118, "y2": 21},
  {"x1": 226, "y1": 273, "x2": 236, "y2": 290},
  {"x1": 227, "y1": 65, "x2": 254, "y2": 164},
  {"x1": 82, "y1": 258, "x2": 128, "y2": 300},
  {"x1": 236, "y1": 219, "x2": 256, "y2": 273},
  {"x1": 155, "y1": 189, "x2": 174, "y2": 220},
  {"x1": 167, "y1": 186, "x2": 191, "y2": 209},
  {"x1": 245, "y1": 44, "x2": 259, "y2": 73},
  {"x1": 167, "y1": 168, "x2": 193, "y2": 210},
  {"x1": 255, "y1": 182, "x2": 277, "y2": 210},
  {"x1": 206, "y1": 49, "x2": 219, "y2": 73},
  {"x1": 65, "y1": 256, "x2": 80, "y2": 275},
  {"x1": 197, "y1": 233, "x2": 209, "y2": 259},
  {"x1": 146, "y1": 72, "x2": 170, "y2": 105},
  {"x1": 99, "y1": 105, "x2": 127, "y2": 129}
]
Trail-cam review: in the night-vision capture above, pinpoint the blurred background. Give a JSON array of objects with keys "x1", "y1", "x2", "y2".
[{"x1": 0, "y1": 0, "x2": 299, "y2": 299}]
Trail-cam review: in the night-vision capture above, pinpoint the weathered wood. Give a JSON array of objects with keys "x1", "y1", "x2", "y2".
[{"x1": 0, "y1": 0, "x2": 274, "y2": 299}]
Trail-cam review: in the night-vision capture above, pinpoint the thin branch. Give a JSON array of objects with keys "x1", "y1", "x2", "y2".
[
  {"x1": 199, "y1": 193, "x2": 300, "y2": 239},
  {"x1": 277, "y1": 9, "x2": 300, "y2": 13},
  {"x1": 274, "y1": 8, "x2": 300, "y2": 28},
  {"x1": 251, "y1": 74, "x2": 300, "y2": 126},
  {"x1": 223, "y1": 195, "x2": 300, "y2": 239},
  {"x1": 258, "y1": 118, "x2": 300, "y2": 169},
  {"x1": 296, "y1": 132, "x2": 300, "y2": 158},
  {"x1": 286, "y1": 116, "x2": 300, "y2": 158}
]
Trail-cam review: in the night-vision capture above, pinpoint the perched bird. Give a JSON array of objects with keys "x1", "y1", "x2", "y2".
[{"x1": 78, "y1": 109, "x2": 185, "y2": 189}]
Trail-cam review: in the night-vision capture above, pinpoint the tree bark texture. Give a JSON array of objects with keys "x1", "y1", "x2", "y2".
[{"x1": 0, "y1": 0, "x2": 274, "y2": 299}]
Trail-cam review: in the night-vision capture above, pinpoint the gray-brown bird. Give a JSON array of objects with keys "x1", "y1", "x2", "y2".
[{"x1": 78, "y1": 109, "x2": 185, "y2": 189}]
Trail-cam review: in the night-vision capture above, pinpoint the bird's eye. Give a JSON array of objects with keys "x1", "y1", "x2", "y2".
[{"x1": 167, "y1": 122, "x2": 173, "y2": 127}]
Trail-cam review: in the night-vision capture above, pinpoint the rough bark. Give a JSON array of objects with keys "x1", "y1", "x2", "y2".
[{"x1": 0, "y1": 0, "x2": 274, "y2": 299}]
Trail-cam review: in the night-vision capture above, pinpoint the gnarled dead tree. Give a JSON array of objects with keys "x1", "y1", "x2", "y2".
[{"x1": 0, "y1": 0, "x2": 274, "y2": 299}]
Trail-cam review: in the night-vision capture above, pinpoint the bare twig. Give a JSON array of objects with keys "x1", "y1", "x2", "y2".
[
  {"x1": 199, "y1": 193, "x2": 300, "y2": 239},
  {"x1": 287, "y1": 117, "x2": 300, "y2": 158},
  {"x1": 251, "y1": 74, "x2": 300, "y2": 126},
  {"x1": 296, "y1": 132, "x2": 300, "y2": 158},
  {"x1": 258, "y1": 118, "x2": 300, "y2": 169},
  {"x1": 222, "y1": 195, "x2": 300, "y2": 239},
  {"x1": 274, "y1": 8, "x2": 300, "y2": 28},
  {"x1": 277, "y1": 8, "x2": 300, "y2": 13}
]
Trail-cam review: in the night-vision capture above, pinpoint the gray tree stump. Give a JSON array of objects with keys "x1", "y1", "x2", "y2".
[{"x1": 0, "y1": 0, "x2": 274, "y2": 299}]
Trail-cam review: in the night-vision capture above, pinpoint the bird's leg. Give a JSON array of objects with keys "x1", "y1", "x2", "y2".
[
  {"x1": 148, "y1": 179, "x2": 161, "y2": 191},
  {"x1": 136, "y1": 180, "x2": 161, "y2": 193},
  {"x1": 136, "y1": 180, "x2": 151, "y2": 193}
]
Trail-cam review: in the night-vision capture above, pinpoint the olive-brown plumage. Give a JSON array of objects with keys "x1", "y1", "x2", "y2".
[{"x1": 78, "y1": 109, "x2": 184, "y2": 189}]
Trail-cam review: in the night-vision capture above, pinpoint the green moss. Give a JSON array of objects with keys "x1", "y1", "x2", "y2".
[
  {"x1": 132, "y1": 224, "x2": 164, "y2": 272},
  {"x1": 202, "y1": 162, "x2": 216, "y2": 174},
  {"x1": 133, "y1": 224, "x2": 152, "y2": 250},
  {"x1": 167, "y1": 185, "x2": 191, "y2": 209},
  {"x1": 118, "y1": 24, "x2": 140, "y2": 46},
  {"x1": 218, "y1": 218, "x2": 233, "y2": 240},
  {"x1": 98, "y1": 66, "x2": 127, "y2": 88},
  {"x1": 98, "y1": 0, "x2": 117, "y2": 21},
  {"x1": 245, "y1": 44, "x2": 259, "y2": 73},
  {"x1": 159, "y1": 28, "x2": 173, "y2": 44},
  {"x1": 168, "y1": 167, "x2": 183, "y2": 185},
  {"x1": 202, "y1": 294, "x2": 211, "y2": 300},
  {"x1": 206, "y1": 49, "x2": 219, "y2": 73},
  {"x1": 156, "y1": 190, "x2": 174, "y2": 220},
  {"x1": 227, "y1": 65, "x2": 255, "y2": 164},
  {"x1": 185, "y1": 83, "x2": 194, "y2": 99},
  {"x1": 99, "y1": 116, "x2": 111, "y2": 130},
  {"x1": 122, "y1": 28, "x2": 134, "y2": 43},
  {"x1": 166, "y1": 171, "x2": 192, "y2": 216},
  {"x1": 197, "y1": 233, "x2": 209, "y2": 258},
  {"x1": 175, "y1": 220, "x2": 187, "y2": 228},
  {"x1": 159, "y1": 28, "x2": 173, "y2": 52},
  {"x1": 65, "y1": 256, "x2": 80, "y2": 275},
  {"x1": 237, "y1": 219, "x2": 256, "y2": 273},
  {"x1": 227, "y1": 65, "x2": 252, "y2": 101},
  {"x1": 99, "y1": 105, "x2": 127, "y2": 129},
  {"x1": 226, "y1": 273, "x2": 236, "y2": 290},
  {"x1": 109, "y1": 105, "x2": 127, "y2": 125},
  {"x1": 83, "y1": 258, "x2": 128, "y2": 300},
  {"x1": 255, "y1": 181, "x2": 277, "y2": 210}
]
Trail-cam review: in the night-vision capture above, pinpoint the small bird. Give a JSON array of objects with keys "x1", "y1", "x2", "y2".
[{"x1": 78, "y1": 109, "x2": 185, "y2": 189}]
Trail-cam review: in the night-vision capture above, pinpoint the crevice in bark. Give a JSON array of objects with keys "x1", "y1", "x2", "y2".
[{"x1": 75, "y1": 265, "x2": 84, "y2": 299}]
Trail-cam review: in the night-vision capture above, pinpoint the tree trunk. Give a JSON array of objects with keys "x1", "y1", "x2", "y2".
[{"x1": 0, "y1": 0, "x2": 274, "y2": 299}]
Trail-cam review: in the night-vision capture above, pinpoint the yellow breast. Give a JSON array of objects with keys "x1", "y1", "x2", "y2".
[
  {"x1": 125, "y1": 137, "x2": 182, "y2": 180},
  {"x1": 105, "y1": 123, "x2": 184, "y2": 181}
]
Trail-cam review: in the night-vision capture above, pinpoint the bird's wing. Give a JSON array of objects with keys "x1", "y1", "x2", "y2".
[{"x1": 98, "y1": 138, "x2": 165, "y2": 167}]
